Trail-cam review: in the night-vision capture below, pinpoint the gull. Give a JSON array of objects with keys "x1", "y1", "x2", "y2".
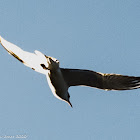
[{"x1": 0, "y1": 36, "x2": 140, "y2": 107}]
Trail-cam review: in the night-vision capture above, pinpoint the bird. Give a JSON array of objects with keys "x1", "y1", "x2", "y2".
[{"x1": 0, "y1": 36, "x2": 140, "y2": 107}]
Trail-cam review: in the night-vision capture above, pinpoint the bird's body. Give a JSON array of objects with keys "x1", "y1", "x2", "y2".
[
  {"x1": 0, "y1": 36, "x2": 140, "y2": 107},
  {"x1": 46, "y1": 63, "x2": 72, "y2": 107}
]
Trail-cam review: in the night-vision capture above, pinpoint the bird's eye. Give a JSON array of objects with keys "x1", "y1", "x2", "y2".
[{"x1": 56, "y1": 59, "x2": 59, "y2": 63}]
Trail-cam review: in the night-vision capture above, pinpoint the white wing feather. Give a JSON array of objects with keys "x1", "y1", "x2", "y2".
[{"x1": 0, "y1": 36, "x2": 48, "y2": 75}]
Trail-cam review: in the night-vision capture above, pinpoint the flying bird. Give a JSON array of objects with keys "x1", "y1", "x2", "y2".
[{"x1": 0, "y1": 36, "x2": 140, "y2": 107}]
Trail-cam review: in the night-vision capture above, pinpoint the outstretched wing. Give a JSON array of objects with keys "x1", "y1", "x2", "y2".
[
  {"x1": 61, "y1": 68, "x2": 140, "y2": 90},
  {"x1": 0, "y1": 36, "x2": 48, "y2": 74}
]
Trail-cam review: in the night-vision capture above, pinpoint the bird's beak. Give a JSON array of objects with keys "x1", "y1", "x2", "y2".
[{"x1": 47, "y1": 57, "x2": 51, "y2": 64}]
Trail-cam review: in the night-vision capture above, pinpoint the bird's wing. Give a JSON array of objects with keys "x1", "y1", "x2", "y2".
[
  {"x1": 61, "y1": 68, "x2": 140, "y2": 90},
  {"x1": 0, "y1": 36, "x2": 48, "y2": 74}
]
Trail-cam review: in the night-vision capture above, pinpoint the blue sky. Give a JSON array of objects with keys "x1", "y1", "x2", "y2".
[{"x1": 0, "y1": 0, "x2": 140, "y2": 139}]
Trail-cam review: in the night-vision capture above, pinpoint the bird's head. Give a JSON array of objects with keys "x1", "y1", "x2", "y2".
[{"x1": 46, "y1": 56, "x2": 59, "y2": 70}]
